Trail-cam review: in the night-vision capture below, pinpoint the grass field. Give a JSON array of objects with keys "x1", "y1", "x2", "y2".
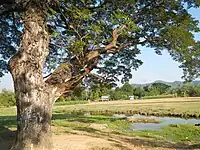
[
  {"x1": 54, "y1": 97, "x2": 200, "y2": 118},
  {"x1": 1, "y1": 97, "x2": 200, "y2": 149}
]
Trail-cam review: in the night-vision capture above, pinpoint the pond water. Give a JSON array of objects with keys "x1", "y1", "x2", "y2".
[{"x1": 130, "y1": 114, "x2": 200, "y2": 130}]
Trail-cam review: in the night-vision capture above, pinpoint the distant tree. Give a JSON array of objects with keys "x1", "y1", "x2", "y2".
[
  {"x1": 177, "y1": 85, "x2": 200, "y2": 97},
  {"x1": 111, "y1": 87, "x2": 127, "y2": 100},
  {"x1": 143, "y1": 85, "x2": 150, "y2": 93},
  {"x1": 134, "y1": 88, "x2": 145, "y2": 99},
  {"x1": 148, "y1": 87, "x2": 160, "y2": 96},
  {"x1": 187, "y1": 86, "x2": 200, "y2": 97},
  {"x1": 177, "y1": 85, "x2": 190, "y2": 97},
  {"x1": 121, "y1": 82, "x2": 134, "y2": 92},
  {"x1": 120, "y1": 82, "x2": 135, "y2": 97},
  {"x1": 89, "y1": 82, "x2": 113, "y2": 100},
  {"x1": 151, "y1": 83, "x2": 171, "y2": 94},
  {"x1": 168, "y1": 88, "x2": 179, "y2": 96},
  {"x1": 143, "y1": 83, "x2": 171, "y2": 96}
]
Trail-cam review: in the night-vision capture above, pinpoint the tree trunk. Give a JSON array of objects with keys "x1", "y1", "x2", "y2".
[
  {"x1": 8, "y1": 5, "x2": 55, "y2": 150},
  {"x1": 11, "y1": 92, "x2": 54, "y2": 150}
]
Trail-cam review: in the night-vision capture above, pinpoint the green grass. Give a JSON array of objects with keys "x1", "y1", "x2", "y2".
[
  {"x1": 52, "y1": 112, "x2": 200, "y2": 144},
  {"x1": 1, "y1": 98, "x2": 200, "y2": 148},
  {"x1": 162, "y1": 124, "x2": 200, "y2": 142},
  {"x1": 132, "y1": 124, "x2": 200, "y2": 143},
  {"x1": 51, "y1": 111, "x2": 200, "y2": 143}
]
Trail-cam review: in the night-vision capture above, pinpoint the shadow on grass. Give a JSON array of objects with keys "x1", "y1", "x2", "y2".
[
  {"x1": 72, "y1": 127, "x2": 100, "y2": 133},
  {"x1": 52, "y1": 113, "x2": 121, "y2": 123},
  {"x1": 1, "y1": 113, "x2": 200, "y2": 150},
  {"x1": 122, "y1": 137, "x2": 200, "y2": 149},
  {"x1": 0, "y1": 116, "x2": 16, "y2": 150}
]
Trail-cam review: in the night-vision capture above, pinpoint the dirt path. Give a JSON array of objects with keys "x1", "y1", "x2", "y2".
[
  {"x1": 0, "y1": 132, "x2": 198, "y2": 150},
  {"x1": 53, "y1": 134, "x2": 128, "y2": 150},
  {"x1": 0, "y1": 134, "x2": 148, "y2": 150},
  {"x1": 1, "y1": 131, "x2": 196, "y2": 150},
  {"x1": 52, "y1": 133, "x2": 162, "y2": 150}
]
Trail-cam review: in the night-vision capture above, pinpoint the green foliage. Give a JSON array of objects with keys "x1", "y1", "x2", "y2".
[
  {"x1": 110, "y1": 83, "x2": 135, "y2": 100},
  {"x1": 1, "y1": 0, "x2": 200, "y2": 83},
  {"x1": 110, "y1": 88, "x2": 128, "y2": 100},
  {"x1": 0, "y1": 89, "x2": 15, "y2": 107},
  {"x1": 62, "y1": 81, "x2": 200, "y2": 102},
  {"x1": 88, "y1": 83, "x2": 113, "y2": 100},
  {"x1": 120, "y1": 82, "x2": 135, "y2": 94},
  {"x1": 177, "y1": 85, "x2": 200, "y2": 97},
  {"x1": 134, "y1": 88, "x2": 145, "y2": 99},
  {"x1": 148, "y1": 87, "x2": 161, "y2": 96},
  {"x1": 151, "y1": 83, "x2": 171, "y2": 94},
  {"x1": 83, "y1": 82, "x2": 177, "y2": 101},
  {"x1": 144, "y1": 83, "x2": 171, "y2": 96}
]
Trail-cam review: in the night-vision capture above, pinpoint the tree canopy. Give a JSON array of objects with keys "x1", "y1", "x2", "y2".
[
  {"x1": 2, "y1": 1, "x2": 200, "y2": 149},
  {"x1": 0, "y1": 0, "x2": 200, "y2": 84}
]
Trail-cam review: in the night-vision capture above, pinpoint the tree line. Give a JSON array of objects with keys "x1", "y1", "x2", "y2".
[
  {"x1": 2, "y1": 82, "x2": 200, "y2": 107},
  {"x1": 57, "y1": 82, "x2": 200, "y2": 101}
]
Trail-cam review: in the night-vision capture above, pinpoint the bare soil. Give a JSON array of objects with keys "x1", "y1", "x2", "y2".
[{"x1": 0, "y1": 130, "x2": 184, "y2": 150}]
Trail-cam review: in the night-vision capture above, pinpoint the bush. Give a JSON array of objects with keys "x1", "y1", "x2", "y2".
[
  {"x1": 177, "y1": 85, "x2": 200, "y2": 97},
  {"x1": 0, "y1": 89, "x2": 16, "y2": 107}
]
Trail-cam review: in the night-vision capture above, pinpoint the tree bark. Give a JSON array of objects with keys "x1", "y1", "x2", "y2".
[{"x1": 8, "y1": 5, "x2": 55, "y2": 150}]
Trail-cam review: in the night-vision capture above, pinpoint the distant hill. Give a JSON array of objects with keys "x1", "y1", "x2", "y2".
[{"x1": 132, "y1": 80, "x2": 200, "y2": 88}]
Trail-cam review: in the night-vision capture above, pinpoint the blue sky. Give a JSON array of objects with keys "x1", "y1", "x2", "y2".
[
  {"x1": 0, "y1": 8, "x2": 200, "y2": 90},
  {"x1": 130, "y1": 8, "x2": 200, "y2": 84},
  {"x1": 130, "y1": 48, "x2": 183, "y2": 84}
]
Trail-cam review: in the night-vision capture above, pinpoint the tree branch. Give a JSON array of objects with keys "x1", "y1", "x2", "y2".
[
  {"x1": 45, "y1": 25, "x2": 145, "y2": 96},
  {"x1": 104, "y1": 25, "x2": 126, "y2": 51}
]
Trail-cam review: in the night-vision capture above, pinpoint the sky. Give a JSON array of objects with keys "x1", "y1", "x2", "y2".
[
  {"x1": 0, "y1": 8, "x2": 200, "y2": 90},
  {"x1": 130, "y1": 8, "x2": 200, "y2": 84}
]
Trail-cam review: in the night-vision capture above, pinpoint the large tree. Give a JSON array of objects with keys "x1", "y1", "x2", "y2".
[{"x1": 0, "y1": 0, "x2": 200, "y2": 149}]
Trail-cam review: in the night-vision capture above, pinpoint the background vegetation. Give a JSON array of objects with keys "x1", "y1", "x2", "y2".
[
  {"x1": 0, "y1": 89, "x2": 15, "y2": 107},
  {"x1": 57, "y1": 81, "x2": 200, "y2": 101},
  {"x1": 1, "y1": 81, "x2": 200, "y2": 107}
]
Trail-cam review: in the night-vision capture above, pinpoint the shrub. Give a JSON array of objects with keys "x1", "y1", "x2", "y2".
[{"x1": 0, "y1": 89, "x2": 16, "y2": 107}]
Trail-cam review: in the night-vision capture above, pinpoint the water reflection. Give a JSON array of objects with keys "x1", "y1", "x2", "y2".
[{"x1": 130, "y1": 114, "x2": 200, "y2": 130}]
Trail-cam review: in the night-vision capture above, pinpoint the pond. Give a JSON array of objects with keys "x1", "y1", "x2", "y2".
[{"x1": 130, "y1": 114, "x2": 200, "y2": 130}]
